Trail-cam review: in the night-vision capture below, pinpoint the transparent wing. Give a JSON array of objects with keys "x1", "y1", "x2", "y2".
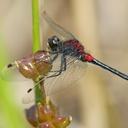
[
  {"x1": 42, "y1": 11, "x2": 75, "y2": 41},
  {"x1": 0, "y1": 63, "x2": 27, "y2": 82},
  {"x1": 22, "y1": 89, "x2": 35, "y2": 105},
  {"x1": 22, "y1": 55, "x2": 87, "y2": 104},
  {"x1": 44, "y1": 55, "x2": 87, "y2": 96}
]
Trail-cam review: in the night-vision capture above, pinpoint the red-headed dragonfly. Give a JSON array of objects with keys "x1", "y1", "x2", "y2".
[
  {"x1": 42, "y1": 11, "x2": 128, "y2": 81},
  {"x1": 1, "y1": 11, "x2": 128, "y2": 103}
]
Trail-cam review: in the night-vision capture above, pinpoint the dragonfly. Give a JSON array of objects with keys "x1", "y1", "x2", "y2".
[
  {"x1": 41, "y1": 11, "x2": 128, "y2": 81},
  {"x1": 1, "y1": 11, "x2": 128, "y2": 103}
]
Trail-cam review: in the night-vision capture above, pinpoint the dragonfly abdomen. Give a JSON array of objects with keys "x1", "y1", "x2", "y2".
[
  {"x1": 64, "y1": 39, "x2": 95, "y2": 62},
  {"x1": 81, "y1": 53, "x2": 94, "y2": 62}
]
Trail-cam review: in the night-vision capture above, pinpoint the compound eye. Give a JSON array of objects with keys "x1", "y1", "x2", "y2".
[
  {"x1": 53, "y1": 36, "x2": 59, "y2": 41},
  {"x1": 53, "y1": 40, "x2": 58, "y2": 45}
]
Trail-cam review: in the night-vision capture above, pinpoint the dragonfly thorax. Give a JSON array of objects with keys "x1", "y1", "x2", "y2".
[{"x1": 63, "y1": 39, "x2": 85, "y2": 58}]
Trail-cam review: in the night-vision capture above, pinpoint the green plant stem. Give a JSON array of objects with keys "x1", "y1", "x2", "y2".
[
  {"x1": 32, "y1": 0, "x2": 46, "y2": 104},
  {"x1": 0, "y1": 38, "x2": 27, "y2": 128},
  {"x1": 32, "y1": 0, "x2": 41, "y2": 52}
]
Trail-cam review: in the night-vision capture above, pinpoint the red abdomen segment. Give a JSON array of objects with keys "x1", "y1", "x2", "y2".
[
  {"x1": 64, "y1": 39, "x2": 94, "y2": 62},
  {"x1": 84, "y1": 54, "x2": 94, "y2": 62},
  {"x1": 65, "y1": 39, "x2": 128, "y2": 80}
]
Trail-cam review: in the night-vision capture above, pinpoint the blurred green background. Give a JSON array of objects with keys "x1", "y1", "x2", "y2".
[{"x1": 0, "y1": 0, "x2": 128, "y2": 128}]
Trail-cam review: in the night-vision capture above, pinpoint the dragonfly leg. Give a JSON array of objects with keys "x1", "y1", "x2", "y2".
[
  {"x1": 49, "y1": 52, "x2": 61, "y2": 73},
  {"x1": 63, "y1": 55, "x2": 66, "y2": 71},
  {"x1": 27, "y1": 76, "x2": 45, "y2": 93},
  {"x1": 50, "y1": 55, "x2": 67, "y2": 73},
  {"x1": 49, "y1": 51, "x2": 59, "y2": 55},
  {"x1": 47, "y1": 54, "x2": 67, "y2": 78},
  {"x1": 50, "y1": 53, "x2": 58, "y2": 62}
]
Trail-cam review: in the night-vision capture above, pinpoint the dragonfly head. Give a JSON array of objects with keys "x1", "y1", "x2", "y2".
[{"x1": 48, "y1": 36, "x2": 62, "y2": 52}]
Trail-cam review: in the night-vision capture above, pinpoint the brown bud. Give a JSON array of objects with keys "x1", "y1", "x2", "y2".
[
  {"x1": 25, "y1": 105, "x2": 38, "y2": 127},
  {"x1": 52, "y1": 116, "x2": 72, "y2": 128},
  {"x1": 39, "y1": 122, "x2": 55, "y2": 128}
]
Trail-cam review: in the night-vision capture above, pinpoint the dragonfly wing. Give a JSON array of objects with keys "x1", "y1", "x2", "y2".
[
  {"x1": 42, "y1": 11, "x2": 75, "y2": 40},
  {"x1": 0, "y1": 63, "x2": 27, "y2": 82},
  {"x1": 44, "y1": 55, "x2": 87, "y2": 96},
  {"x1": 21, "y1": 55, "x2": 87, "y2": 104},
  {"x1": 22, "y1": 90, "x2": 34, "y2": 105}
]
